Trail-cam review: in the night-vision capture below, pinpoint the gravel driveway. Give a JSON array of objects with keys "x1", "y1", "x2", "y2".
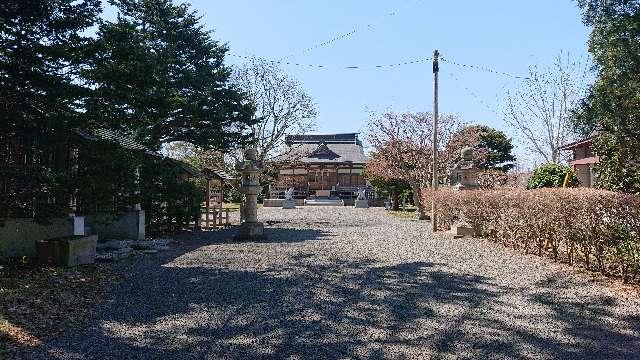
[{"x1": 22, "y1": 207, "x2": 640, "y2": 359}]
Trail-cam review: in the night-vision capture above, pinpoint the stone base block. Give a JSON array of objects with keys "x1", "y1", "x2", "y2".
[
  {"x1": 282, "y1": 200, "x2": 296, "y2": 209},
  {"x1": 304, "y1": 199, "x2": 344, "y2": 206},
  {"x1": 263, "y1": 199, "x2": 283, "y2": 207},
  {"x1": 354, "y1": 199, "x2": 369, "y2": 208},
  {"x1": 234, "y1": 222, "x2": 265, "y2": 241},
  {"x1": 37, "y1": 235, "x2": 98, "y2": 267},
  {"x1": 451, "y1": 225, "x2": 475, "y2": 238}
]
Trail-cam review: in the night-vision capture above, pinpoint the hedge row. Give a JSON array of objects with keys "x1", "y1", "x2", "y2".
[{"x1": 422, "y1": 188, "x2": 640, "y2": 282}]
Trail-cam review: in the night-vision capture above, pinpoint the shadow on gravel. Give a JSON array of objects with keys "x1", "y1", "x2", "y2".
[
  {"x1": 23, "y1": 235, "x2": 640, "y2": 360},
  {"x1": 184, "y1": 226, "x2": 331, "y2": 244}
]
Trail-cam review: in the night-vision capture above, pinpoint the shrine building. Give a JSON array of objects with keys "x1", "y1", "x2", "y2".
[{"x1": 269, "y1": 133, "x2": 370, "y2": 200}]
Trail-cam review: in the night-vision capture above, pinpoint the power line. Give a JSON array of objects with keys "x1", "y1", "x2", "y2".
[
  {"x1": 230, "y1": 52, "x2": 531, "y2": 80},
  {"x1": 440, "y1": 55, "x2": 531, "y2": 80},
  {"x1": 278, "y1": 0, "x2": 425, "y2": 61},
  {"x1": 446, "y1": 70, "x2": 499, "y2": 116},
  {"x1": 228, "y1": 53, "x2": 432, "y2": 70}
]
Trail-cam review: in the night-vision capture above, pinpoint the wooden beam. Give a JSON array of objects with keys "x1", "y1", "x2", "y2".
[{"x1": 205, "y1": 178, "x2": 211, "y2": 230}]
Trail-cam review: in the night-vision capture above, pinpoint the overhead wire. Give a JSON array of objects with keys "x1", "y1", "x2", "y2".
[
  {"x1": 228, "y1": 53, "x2": 531, "y2": 80},
  {"x1": 440, "y1": 55, "x2": 531, "y2": 80},
  {"x1": 278, "y1": 0, "x2": 426, "y2": 61},
  {"x1": 228, "y1": 53, "x2": 432, "y2": 70},
  {"x1": 446, "y1": 70, "x2": 500, "y2": 116}
]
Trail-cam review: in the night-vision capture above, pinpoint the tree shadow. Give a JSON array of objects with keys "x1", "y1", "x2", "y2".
[
  {"x1": 523, "y1": 276, "x2": 640, "y2": 359},
  {"x1": 20, "y1": 234, "x2": 640, "y2": 359},
  {"x1": 186, "y1": 224, "x2": 332, "y2": 244}
]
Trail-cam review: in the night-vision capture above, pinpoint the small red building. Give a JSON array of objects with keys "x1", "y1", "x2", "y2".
[{"x1": 559, "y1": 137, "x2": 599, "y2": 187}]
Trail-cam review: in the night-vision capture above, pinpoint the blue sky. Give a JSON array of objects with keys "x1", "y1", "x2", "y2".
[{"x1": 103, "y1": 1, "x2": 591, "y2": 166}]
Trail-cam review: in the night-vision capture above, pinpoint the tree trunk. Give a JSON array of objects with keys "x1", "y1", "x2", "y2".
[
  {"x1": 410, "y1": 182, "x2": 429, "y2": 220},
  {"x1": 390, "y1": 190, "x2": 400, "y2": 211}
]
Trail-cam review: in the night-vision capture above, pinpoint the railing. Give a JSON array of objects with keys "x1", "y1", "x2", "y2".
[{"x1": 200, "y1": 204, "x2": 231, "y2": 230}]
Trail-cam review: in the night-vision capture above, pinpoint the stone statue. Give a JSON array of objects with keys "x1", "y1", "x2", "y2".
[
  {"x1": 354, "y1": 188, "x2": 369, "y2": 208},
  {"x1": 284, "y1": 188, "x2": 294, "y2": 201},
  {"x1": 357, "y1": 188, "x2": 367, "y2": 200},
  {"x1": 282, "y1": 187, "x2": 296, "y2": 209}
]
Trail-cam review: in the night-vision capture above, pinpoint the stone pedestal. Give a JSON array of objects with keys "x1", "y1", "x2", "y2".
[
  {"x1": 451, "y1": 224, "x2": 475, "y2": 238},
  {"x1": 236, "y1": 222, "x2": 264, "y2": 240},
  {"x1": 354, "y1": 199, "x2": 369, "y2": 208},
  {"x1": 37, "y1": 235, "x2": 98, "y2": 267},
  {"x1": 282, "y1": 199, "x2": 296, "y2": 209}
]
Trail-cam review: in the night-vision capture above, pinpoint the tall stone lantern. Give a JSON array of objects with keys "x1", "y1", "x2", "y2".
[{"x1": 235, "y1": 147, "x2": 264, "y2": 241}]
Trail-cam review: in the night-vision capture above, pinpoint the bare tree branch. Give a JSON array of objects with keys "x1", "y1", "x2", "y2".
[
  {"x1": 503, "y1": 52, "x2": 588, "y2": 163},
  {"x1": 232, "y1": 57, "x2": 317, "y2": 164}
]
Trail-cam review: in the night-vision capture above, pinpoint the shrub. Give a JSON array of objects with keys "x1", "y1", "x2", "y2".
[
  {"x1": 527, "y1": 163, "x2": 577, "y2": 189},
  {"x1": 476, "y1": 169, "x2": 522, "y2": 189},
  {"x1": 423, "y1": 188, "x2": 640, "y2": 282},
  {"x1": 141, "y1": 160, "x2": 203, "y2": 234}
]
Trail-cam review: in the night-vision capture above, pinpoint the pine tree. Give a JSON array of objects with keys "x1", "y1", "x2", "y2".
[
  {"x1": 446, "y1": 125, "x2": 516, "y2": 172},
  {"x1": 85, "y1": 0, "x2": 256, "y2": 151},
  {"x1": 0, "y1": 0, "x2": 100, "y2": 137},
  {"x1": 0, "y1": 0, "x2": 101, "y2": 218}
]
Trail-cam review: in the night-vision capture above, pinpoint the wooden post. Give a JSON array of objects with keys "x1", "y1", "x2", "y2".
[
  {"x1": 68, "y1": 145, "x2": 79, "y2": 217},
  {"x1": 219, "y1": 179, "x2": 224, "y2": 227},
  {"x1": 133, "y1": 166, "x2": 141, "y2": 211},
  {"x1": 205, "y1": 178, "x2": 211, "y2": 230}
]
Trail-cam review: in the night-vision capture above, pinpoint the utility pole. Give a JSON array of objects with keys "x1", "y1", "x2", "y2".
[{"x1": 431, "y1": 49, "x2": 439, "y2": 232}]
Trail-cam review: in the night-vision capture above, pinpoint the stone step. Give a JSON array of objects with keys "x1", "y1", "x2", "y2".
[{"x1": 304, "y1": 199, "x2": 345, "y2": 206}]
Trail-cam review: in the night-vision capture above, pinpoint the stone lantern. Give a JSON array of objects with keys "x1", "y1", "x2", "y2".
[
  {"x1": 449, "y1": 146, "x2": 480, "y2": 189},
  {"x1": 234, "y1": 147, "x2": 264, "y2": 241},
  {"x1": 449, "y1": 146, "x2": 478, "y2": 238}
]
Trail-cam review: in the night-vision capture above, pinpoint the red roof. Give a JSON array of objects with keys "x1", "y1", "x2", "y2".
[
  {"x1": 559, "y1": 137, "x2": 593, "y2": 151},
  {"x1": 570, "y1": 156, "x2": 599, "y2": 166}
]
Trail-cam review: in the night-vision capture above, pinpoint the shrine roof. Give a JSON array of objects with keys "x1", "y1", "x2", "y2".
[
  {"x1": 285, "y1": 133, "x2": 362, "y2": 146},
  {"x1": 273, "y1": 141, "x2": 370, "y2": 164},
  {"x1": 75, "y1": 128, "x2": 158, "y2": 156}
]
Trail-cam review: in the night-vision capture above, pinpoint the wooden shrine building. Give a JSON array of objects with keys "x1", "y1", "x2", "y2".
[
  {"x1": 269, "y1": 133, "x2": 370, "y2": 199},
  {"x1": 559, "y1": 135, "x2": 600, "y2": 187}
]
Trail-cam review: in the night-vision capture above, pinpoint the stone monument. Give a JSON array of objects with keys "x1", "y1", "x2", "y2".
[
  {"x1": 354, "y1": 188, "x2": 369, "y2": 208},
  {"x1": 282, "y1": 188, "x2": 296, "y2": 209},
  {"x1": 451, "y1": 210, "x2": 475, "y2": 238},
  {"x1": 449, "y1": 146, "x2": 481, "y2": 190},
  {"x1": 234, "y1": 148, "x2": 264, "y2": 241}
]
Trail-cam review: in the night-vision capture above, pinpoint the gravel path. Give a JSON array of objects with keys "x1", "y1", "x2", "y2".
[{"x1": 22, "y1": 207, "x2": 640, "y2": 359}]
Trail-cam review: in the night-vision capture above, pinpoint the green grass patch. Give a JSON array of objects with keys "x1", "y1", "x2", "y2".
[
  {"x1": 221, "y1": 202, "x2": 240, "y2": 211},
  {"x1": 387, "y1": 210, "x2": 418, "y2": 220}
]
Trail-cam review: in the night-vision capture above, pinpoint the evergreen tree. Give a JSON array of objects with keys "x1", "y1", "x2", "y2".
[
  {"x1": 575, "y1": 0, "x2": 640, "y2": 193},
  {"x1": 0, "y1": 0, "x2": 100, "y2": 137},
  {"x1": 85, "y1": 0, "x2": 256, "y2": 151},
  {"x1": 0, "y1": 0, "x2": 101, "y2": 218},
  {"x1": 446, "y1": 125, "x2": 516, "y2": 172}
]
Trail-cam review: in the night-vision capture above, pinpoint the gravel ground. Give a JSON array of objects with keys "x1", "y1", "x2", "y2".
[{"x1": 19, "y1": 207, "x2": 640, "y2": 359}]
